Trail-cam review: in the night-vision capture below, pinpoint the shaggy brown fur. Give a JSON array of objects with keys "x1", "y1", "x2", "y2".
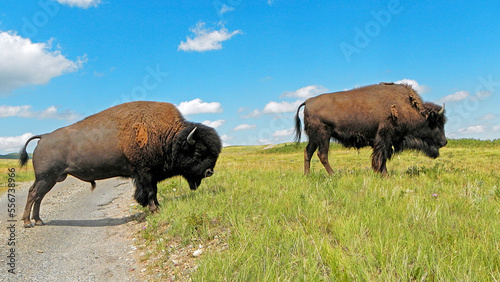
[
  {"x1": 295, "y1": 83, "x2": 447, "y2": 175},
  {"x1": 19, "y1": 101, "x2": 221, "y2": 228}
]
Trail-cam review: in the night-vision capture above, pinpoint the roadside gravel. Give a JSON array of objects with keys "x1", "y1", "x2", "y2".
[{"x1": 0, "y1": 176, "x2": 146, "y2": 281}]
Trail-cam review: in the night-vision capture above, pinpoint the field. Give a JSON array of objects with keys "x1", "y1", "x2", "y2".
[
  {"x1": 0, "y1": 159, "x2": 34, "y2": 193},
  {"x1": 2, "y1": 140, "x2": 499, "y2": 280},
  {"x1": 137, "y1": 139, "x2": 500, "y2": 280}
]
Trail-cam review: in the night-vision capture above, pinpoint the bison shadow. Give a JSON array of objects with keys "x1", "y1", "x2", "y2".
[{"x1": 44, "y1": 213, "x2": 144, "y2": 227}]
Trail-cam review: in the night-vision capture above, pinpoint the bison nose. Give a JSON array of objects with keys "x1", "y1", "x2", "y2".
[
  {"x1": 205, "y1": 169, "x2": 214, "y2": 178},
  {"x1": 441, "y1": 138, "x2": 448, "y2": 147}
]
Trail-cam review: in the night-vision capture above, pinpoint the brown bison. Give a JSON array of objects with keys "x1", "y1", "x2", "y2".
[
  {"x1": 19, "y1": 101, "x2": 222, "y2": 228},
  {"x1": 294, "y1": 83, "x2": 447, "y2": 175}
]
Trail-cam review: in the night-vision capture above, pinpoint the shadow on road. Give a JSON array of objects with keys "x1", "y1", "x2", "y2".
[{"x1": 44, "y1": 213, "x2": 144, "y2": 227}]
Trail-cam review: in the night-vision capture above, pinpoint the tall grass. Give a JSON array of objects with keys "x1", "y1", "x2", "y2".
[{"x1": 141, "y1": 140, "x2": 500, "y2": 280}]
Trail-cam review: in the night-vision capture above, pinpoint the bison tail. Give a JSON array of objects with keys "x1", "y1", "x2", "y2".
[
  {"x1": 19, "y1": 135, "x2": 42, "y2": 167},
  {"x1": 294, "y1": 101, "x2": 306, "y2": 144}
]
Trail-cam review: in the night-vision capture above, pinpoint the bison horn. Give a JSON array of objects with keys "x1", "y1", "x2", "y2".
[
  {"x1": 187, "y1": 127, "x2": 197, "y2": 145},
  {"x1": 438, "y1": 104, "x2": 445, "y2": 115}
]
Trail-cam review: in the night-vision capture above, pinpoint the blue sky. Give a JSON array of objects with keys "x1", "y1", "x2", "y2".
[{"x1": 1, "y1": 0, "x2": 500, "y2": 153}]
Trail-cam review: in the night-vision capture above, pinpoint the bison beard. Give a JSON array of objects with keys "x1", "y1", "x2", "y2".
[
  {"x1": 295, "y1": 83, "x2": 447, "y2": 175},
  {"x1": 19, "y1": 101, "x2": 222, "y2": 228}
]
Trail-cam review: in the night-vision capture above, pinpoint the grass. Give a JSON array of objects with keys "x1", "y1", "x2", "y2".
[
  {"x1": 140, "y1": 140, "x2": 500, "y2": 281},
  {"x1": 3, "y1": 139, "x2": 499, "y2": 280},
  {"x1": 0, "y1": 159, "x2": 34, "y2": 193}
]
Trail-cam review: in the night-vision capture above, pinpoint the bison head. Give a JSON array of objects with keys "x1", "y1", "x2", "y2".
[
  {"x1": 398, "y1": 103, "x2": 447, "y2": 158},
  {"x1": 173, "y1": 124, "x2": 222, "y2": 190}
]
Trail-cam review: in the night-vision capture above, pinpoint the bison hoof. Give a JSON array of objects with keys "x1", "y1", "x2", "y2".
[
  {"x1": 35, "y1": 220, "x2": 45, "y2": 226},
  {"x1": 24, "y1": 222, "x2": 34, "y2": 228}
]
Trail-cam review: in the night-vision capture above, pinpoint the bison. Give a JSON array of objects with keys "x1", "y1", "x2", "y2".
[
  {"x1": 294, "y1": 83, "x2": 447, "y2": 175},
  {"x1": 19, "y1": 101, "x2": 222, "y2": 228}
]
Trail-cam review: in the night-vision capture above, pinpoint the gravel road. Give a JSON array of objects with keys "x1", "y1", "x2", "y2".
[{"x1": 0, "y1": 176, "x2": 145, "y2": 281}]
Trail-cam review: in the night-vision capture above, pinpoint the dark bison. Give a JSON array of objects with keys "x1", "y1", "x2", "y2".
[
  {"x1": 294, "y1": 83, "x2": 447, "y2": 175},
  {"x1": 19, "y1": 101, "x2": 222, "y2": 228}
]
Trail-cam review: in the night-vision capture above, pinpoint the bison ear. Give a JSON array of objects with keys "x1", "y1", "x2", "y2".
[{"x1": 187, "y1": 127, "x2": 197, "y2": 146}]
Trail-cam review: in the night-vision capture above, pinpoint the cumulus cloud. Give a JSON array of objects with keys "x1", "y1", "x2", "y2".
[
  {"x1": 439, "y1": 91, "x2": 469, "y2": 103},
  {"x1": 457, "y1": 125, "x2": 487, "y2": 134},
  {"x1": 0, "y1": 133, "x2": 33, "y2": 154},
  {"x1": 272, "y1": 128, "x2": 294, "y2": 137},
  {"x1": 178, "y1": 22, "x2": 241, "y2": 52},
  {"x1": 234, "y1": 124, "x2": 256, "y2": 131},
  {"x1": 241, "y1": 109, "x2": 261, "y2": 119},
  {"x1": 280, "y1": 85, "x2": 328, "y2": 99},
  {"x1": 0, "y1": 105, "x2": 80, "y2": 120},
  {"x1": 0, "y1": 31, "x2": 85, "y2": 94},
  {"x1": 219, "y1": 4, "x2": 235, "y2": 15},
  {"x1": 480, "y1": 113, "x2": 496, "y2": 120},
  {"x1": 220, "y1": 134, "x2": 234, "y2": 147},
  {"x1": 220, "y1": 134, "x2": 234, "y2": 142},
  {"x1": 55, "y1": 0, "x2": 100, "y2": 8},
  {"x1": 395, "y1": 79, "x2": 430, "y2": 94},
  {"x1": 177, "y1": 98, "x2": 222, "y2": 115},
  {"x1": 202, "y1": 119, "x2": 225, "y2": 129},
  {"x1": 263, "y1": 100, "x2": 303, "y2": 114}
]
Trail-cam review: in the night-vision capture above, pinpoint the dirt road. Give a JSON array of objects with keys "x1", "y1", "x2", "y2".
[{"x1": 0, "y1": 176, "x2": 145, "y2": 281}]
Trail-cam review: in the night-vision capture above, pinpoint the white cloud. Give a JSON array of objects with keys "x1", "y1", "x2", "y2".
[
  {"x1": 395, "y1": 79, "x2": 430, "y2": 94},
  {"x1": 480, "y1": 113, "x2": 496, "y2": 120},
  {"x1": 202, "y1": 119, "x2": 225, "y2": 129},
  {"x1": 280, "y1": 85, "x2": 328, "y2": 99},
  {"x1": 178, "y1": 22, "x2": 241, "y2": 52},
  {"x1": 272, "y1": 128, "x2": 294, "y2": 137},
  {"x1": 234, "y1": 123, "x2": 256, "y2": 131},
  {"x1": 55, "y1": 0, "x2": 100, "y2": 8},
  {"x1": 219, "y1": 4, "x2": 235, "y2": 15},
  {"x1": 263, "y1": 100, "x2": 303, "y2": 114},
  {"x1": 457, "y1": 125, "x2": 487, "y2": 134},
  {"x1": 0, "y1": 105, "x2": 80, "y2": 120},
  {"x1": 0, "y1": 31, "x2": 84, "y2": 94},
  {"x1": 439, "y1": 91, "x2": 469, "y2": 103},
  {"x1": 220, "y1": 134, "x2": 234, "y2": 142},
  {"x1": 493, "y1": 126, "x2": 500, "y2": 131},
  {"x1": 471, "y1": 91, "x2": 491, "y2": 101},
  {"x1": 258, "y1": 138, "x2": 272, "y2": 144},
  {"x1": 241, "y1": 109, "x2": 261, "y2": 119},
  {"x1": 177, "y1": 98, "x2": 222, "y2": 115},
  {"x1": 0, "y1": 133, "x2": 33, "y2": 154}
]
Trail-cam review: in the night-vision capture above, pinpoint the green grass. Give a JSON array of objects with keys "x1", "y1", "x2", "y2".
[
  {"x1": 140, "y1": 140, "x2": 500, "y2": 281},
  {"x1": 3, "y1": 140, "x2": 499, "y2": 280},
  {"x1": 0, "y1": 159, "x2": 34, "y2": 193}
]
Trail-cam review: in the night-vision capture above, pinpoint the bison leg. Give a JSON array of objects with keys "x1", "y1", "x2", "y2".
[
  {"x1": 371, "y1": 130, "x2": 394, "y2": 175},
  {"x1": 22, "y1": 179, "x2": 56, "y2": 228},
  {"x1": 304, "y1": 142, "x2": 318, "y2": 175},
  {"x1": 148, "y1": 183, "x2": 160, "y2": 213},
  {"x1": 317, "y1": 139, "x2": 334, "y2": 176},
  {"x1": 133, "y1": 172, "x2": 159, "y2": 213}
]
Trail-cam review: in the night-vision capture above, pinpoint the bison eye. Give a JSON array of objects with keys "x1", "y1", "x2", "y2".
[{"x1": 205, "y1": 168, "x2": 214, "y2": 178}]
